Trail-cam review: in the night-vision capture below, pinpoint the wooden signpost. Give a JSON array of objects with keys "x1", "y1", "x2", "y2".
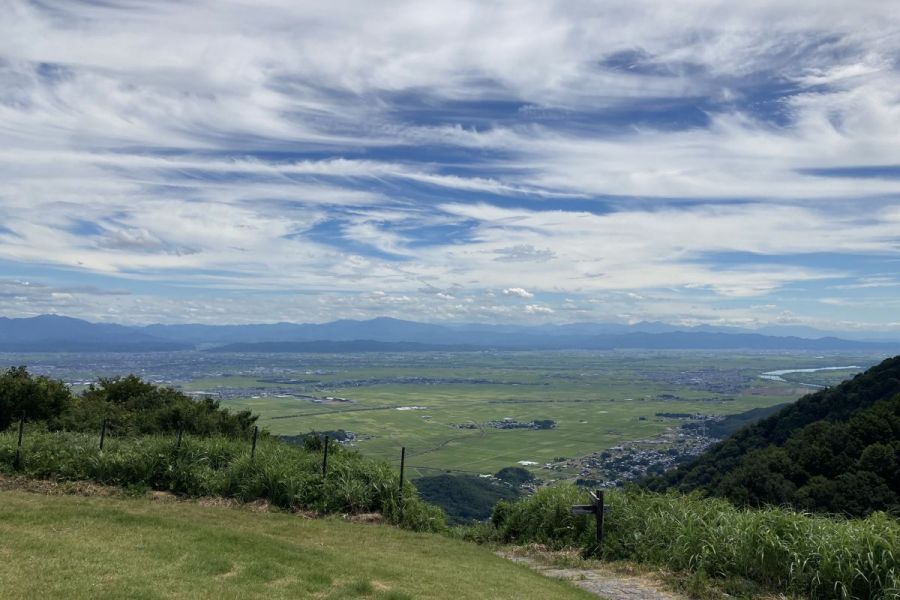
[{"x1": 570, "y1": 490, "x2": 607, "y2": 550}]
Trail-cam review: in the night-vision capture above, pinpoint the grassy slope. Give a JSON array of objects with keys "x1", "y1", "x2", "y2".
[{"x1": 0, "y1": 490, "x2": 592, "y2": 600}]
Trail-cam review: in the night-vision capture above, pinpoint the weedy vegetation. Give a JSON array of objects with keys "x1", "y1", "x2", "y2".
[
  {"x1": 481, "y1": 485, "x2": 900, "y2": 600},
  {"x1": 0, "y1": 428, "x2": 445, "y2": 532}
]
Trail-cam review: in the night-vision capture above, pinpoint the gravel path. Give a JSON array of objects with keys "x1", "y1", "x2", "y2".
[{"x1": 499, "y1": 553, "x2": 684, "y2": 600}]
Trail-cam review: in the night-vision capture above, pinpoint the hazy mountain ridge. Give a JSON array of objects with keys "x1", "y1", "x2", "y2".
[
  {"x1": 0, "y1": 315, "x2": 190, "y2": 352},
  {"x1": 2, "y1": 314, "x2": 899, "y2": 352},
  {"x1": 140, "y1": 317, "x2": 900, "y2": 345}
]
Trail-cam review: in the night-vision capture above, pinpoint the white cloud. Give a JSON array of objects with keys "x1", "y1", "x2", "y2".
[
  {"x1": 525, "y1": 304, "x2": 555, "y2": 315},
  {"x1": 1, "y1": 0, "x2": 899, "y2": 327},
  {"x1": 502, "y1": 288, "x2": 534, "y2": 299}
]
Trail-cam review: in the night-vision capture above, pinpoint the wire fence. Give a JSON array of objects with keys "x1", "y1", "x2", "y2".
[
  {"x1": 6, "y1": 412, "x2": 415, "y2": 498},
  {"x1": 5, "y1": 410, "x2": 558, "y2": 484}
]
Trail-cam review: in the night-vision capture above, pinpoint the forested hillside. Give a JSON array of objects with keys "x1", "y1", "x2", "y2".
[{"x1": 645, "y1": 355, "x2": 900, "y2": 516}]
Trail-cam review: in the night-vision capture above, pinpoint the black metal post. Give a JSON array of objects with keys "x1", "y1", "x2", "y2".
[
  {"x1": 321, "y1": 435, "x2": 329, "y2": 478},
  {"x1": 176, "y1": 425, "x2": 184, "y2": 450},
  {"x1": 99, "y1": 419, "x2": 108, "y2": 450},
  {"x1": 14, "y1": 414, "x2": 25, "y2": 470},
  {"x1": 595, "y1": 489, "x2": 605, "y2": 550},
  {"x1": 399, "y1": 447, "x2": 406, "y2": 493},
  {"x1": 250, "y1": 426, "x2": 258, "y2": 459},
  {"x1": 398, "y1": 446, "x2": 406, "y2": 516}
]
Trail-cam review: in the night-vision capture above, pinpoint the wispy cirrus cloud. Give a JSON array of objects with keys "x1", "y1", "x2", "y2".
[{"x1": 0, "y1": 0, "x2": 899, "y2": 330}]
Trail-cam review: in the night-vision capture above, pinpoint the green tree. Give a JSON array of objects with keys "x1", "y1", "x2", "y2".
[
  {"x1": 0, "y1": 366, "x2": 71, "y2": 430},
  {"x1": 716, "y1": 447, "x2": 799, "y2": 507},
  {"x1": 72, "y1": 375, "x2": 257, "y2": 436}
]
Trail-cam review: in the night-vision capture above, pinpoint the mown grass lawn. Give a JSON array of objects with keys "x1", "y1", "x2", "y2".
[{"x1": 0, "y1": 490, "x2": 592, "y2": 600}]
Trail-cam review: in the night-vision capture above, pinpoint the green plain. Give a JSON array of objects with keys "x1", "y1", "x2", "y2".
[{"x1": 181, "y1": 351, "x2": 882, "y2": 478}]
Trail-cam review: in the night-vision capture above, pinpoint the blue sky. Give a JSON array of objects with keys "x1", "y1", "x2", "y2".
[{"x1": 1, "y1": 0, "x2": 899, "y2": 331}]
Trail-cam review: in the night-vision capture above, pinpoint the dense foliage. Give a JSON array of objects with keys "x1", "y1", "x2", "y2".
[
  {"x1": 485, "y1": 485, "x2": 899, "y2": 600},
  {"x1": 645, "y1": 356, "x2": 900, "y2": 516},
  {"x1": 280, "y1": 430, "x2": 354, "y2": 447},
  {"x1": 0, "y1": 429, "x2": 445, "y2": 532},
  {"x1": 415, "y1": 473, "x2": 521, "y2": 524},
  {"x1": 0, "y1": 367, "x2": 257, "y2": 438},
  {"x1": 0, "y1": 366, "x2": 70, "y2": 431},
  {"x1": 494, "y1": 466, "x2": 535, "y2": 486},
  {"x1": 691, "y1": 403, "x2": 790, "y2": 439}
]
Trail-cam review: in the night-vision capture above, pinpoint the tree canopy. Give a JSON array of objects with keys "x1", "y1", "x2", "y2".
[{"x1": 0, "y1": 367, "x2": 257, "y2": 438}]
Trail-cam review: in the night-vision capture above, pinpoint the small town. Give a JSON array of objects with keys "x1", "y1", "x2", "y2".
[{"x1": 553, "y1": 415, "x2": 723, "y2": 488}]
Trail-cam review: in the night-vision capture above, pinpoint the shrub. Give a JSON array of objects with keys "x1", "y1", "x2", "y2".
[
  {"x1": 490, "y1": 485, "x2": 593, "y2": 549},
  {"x1": 0, "y1": 429, "x2": 445, "y2": 533}
]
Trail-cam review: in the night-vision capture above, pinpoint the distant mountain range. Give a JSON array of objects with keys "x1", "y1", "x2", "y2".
[
  {"x1": 2, "y1": 314, "x2": 899, "y2": 353},
  {"x1": 0, "y1": 315, "x2": 190, "y2": 352}
]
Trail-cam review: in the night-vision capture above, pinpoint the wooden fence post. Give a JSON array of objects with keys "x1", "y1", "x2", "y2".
[
  {"x1": 13, "y1": 414, "x2": 25, "y2": 470},
  {"x1": 250, "y1": 426, "x2": 258, "y2": 459},
  {"x1": 176, "y1": 424, "x2": 184, "y2": 450},
  {"x1": 321, "y1": 435, "x2": 329, "y2": 478}
]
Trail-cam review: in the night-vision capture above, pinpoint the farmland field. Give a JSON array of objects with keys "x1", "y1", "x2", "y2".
[{"x1": 7, "y1": 350, "x2": 886, "y2": 480}]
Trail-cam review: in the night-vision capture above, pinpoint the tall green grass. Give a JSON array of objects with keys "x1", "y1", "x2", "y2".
[
  {"x1": 0, "y1": 428, "x2": 445, "y2": 532},
  {"x1": 489, "y1": 485, "x2": 900, "y2": 600}
]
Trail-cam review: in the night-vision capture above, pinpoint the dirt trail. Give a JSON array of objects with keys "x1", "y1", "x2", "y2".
[{"x1": 499, "y1": 551, "x2": 685, "y2": 600}]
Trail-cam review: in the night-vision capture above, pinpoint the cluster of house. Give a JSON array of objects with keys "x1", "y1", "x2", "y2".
[{"x1": 548, "y1": 417, "x2": 722, "y2": 488}]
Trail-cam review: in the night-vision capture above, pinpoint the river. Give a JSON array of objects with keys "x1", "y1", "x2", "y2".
[{"x1": 758, "y1": 365, "x2": 862, "y2": 387}]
